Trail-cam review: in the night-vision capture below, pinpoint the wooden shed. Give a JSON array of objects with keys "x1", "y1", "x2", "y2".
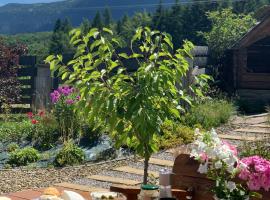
[{"x1": 228, "y1": 10, "x2": 270, "y2": 107}]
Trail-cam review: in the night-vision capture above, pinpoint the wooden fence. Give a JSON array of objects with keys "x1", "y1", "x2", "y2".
[{"x1": 11, "y1": 46, "x2": 209, "y2": 113}]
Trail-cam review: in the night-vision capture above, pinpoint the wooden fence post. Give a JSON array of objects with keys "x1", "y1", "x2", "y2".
[{"x1": 33, "y1": 64, "x2": 53, "y2": 111}]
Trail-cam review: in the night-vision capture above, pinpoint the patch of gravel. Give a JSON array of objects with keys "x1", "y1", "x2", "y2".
[
  {"x1": 73, "y1": 178, "x2": 112, "y2": 189},
  {"x1": 152, "y1": 152, "x2": 175, "y2": 161},
  {"x1": 100, "y1": 170, "x2": 142, "y2": 181},
  {"x1": 0, "y1": 158, "x2": 132, "y2": 195},
  {"x1": 130, "y1": 162, "x2": 171, "y2": 172}
]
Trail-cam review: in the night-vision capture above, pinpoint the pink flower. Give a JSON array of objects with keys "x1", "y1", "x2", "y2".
[
  {"x1": 200, "y1": 152, "x2": 208, "y2": 162},
  {"x1": 239, "y1": 156, "x2": 270, "y2": 191},
  {"x1": 27, "y1": 112, "x2": 33, "y2": 119},
  {"x1": 222, "y1": 141, "x2": 238, "y2": 156},
  {"x1": 31, "y1": 119, "x2": 38, "y2": 124},
  {"x1": 65, "y1": 99, "x2": 74, "y2": 105}
]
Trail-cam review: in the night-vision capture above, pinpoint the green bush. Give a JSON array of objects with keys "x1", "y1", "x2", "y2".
[
  {"x1": 0, "y1": 120, "x2": 34, "y2": 143},
  {"x1": 54, "y1": 141, "x2": 85, "y2": 167},
  {"x1": 8, "y1": 147, "x2": 40, "y2": 167},
  {"x1": 158, "y1": 120, "x2": 195, "y2": 150},
  {"x1": 240, "y1": 140, "x2": 270, "y2": 160},
  {"x1": 6, "y1": 143, "x2": 19, "y2": 153},
  {"x1": 182, "y1": 99, "x2": 235, "y2": 130},
  {"x1": 31, "y1": 115, "x2": 60, "y2": 150}
]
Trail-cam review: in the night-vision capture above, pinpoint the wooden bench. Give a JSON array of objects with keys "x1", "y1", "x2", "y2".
[{"x1": 111, "y1": 154, "x2": 270, "y2": 200}]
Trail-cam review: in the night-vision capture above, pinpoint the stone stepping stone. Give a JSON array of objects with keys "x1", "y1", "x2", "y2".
[
  {"x1": 113, "y1": 166, "x2": 159, "y2": 178},
  {"x1": 245, "y1": 113, "x2": 268, "y2": 118},
  {"x1": 243, "y1": 116, "x2": 268, "y2": 125},
  {"x1": 250, "y1": 124, "x2": 270, "y2": 128},
  {"x1": 218, "y1": 134, "x2": 265, "y2": 141},
  {"x1": 140, "y1": 158, "x2": 174, "y2": 167},
  {"x1": 54, "y1": 182, "x2": 108, "y2": 192},
  {"x1": 234, "y1": 128, "x2": 270, "y2": 134},
  {"x1": 87, "y1": 175, "x2": 141, "y2": 185}
]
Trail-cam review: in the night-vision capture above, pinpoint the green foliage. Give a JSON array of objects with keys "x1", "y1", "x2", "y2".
[
  {"x1": 182, "y1": 99, "x2": 235, "y2": 130},
  {"x1": 117, "y1": 12, "x2": 152, "y2": 44},
  {"x1": 6, "y1": 143, "x2": 19, "y2": 153},
  {"x1": 0, "y1": 120, "x2": 34, "y2": 143},
  {"x1": 49, "y1": 18, "x2": 73, "y2": 55},
  {"x1": 8, "y1": 147, "x2": 40, "y2": 167},
  {"x1": 92, "y1": 11, "x2": 104, "y2": 30},
  {"x1": 158, "y1": 120, "x2": 194, "y2": 149},
  {"x1": 240, "y1": 140, "x2": 270, "y2": 160},
  {"x1": 54, "y1": 141, "x2": 85, "y2": 167},
  {"x1": 202, "y1": 8, "x2": 256, "y2": 60},
  {"x1": 1, "y1": 32, "x2": 52, "y2": 63},
  {"x1": 31, "y1": 114, "x2": 60, "y2": 150},
  {"x1": 46, "y1": 27, "x2": 209, "y2": 183}
]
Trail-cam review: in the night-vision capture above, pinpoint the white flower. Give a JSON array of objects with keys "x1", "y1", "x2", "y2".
[
  {"x1": 198, "y1": 162, "x2": 208, "y2": 174},
  {"x1": 214, "y1": 160, "x2": 223, "y2": 169},
  {"x1": 226, "y1": 181, "x2": 236, "y2": 192}
]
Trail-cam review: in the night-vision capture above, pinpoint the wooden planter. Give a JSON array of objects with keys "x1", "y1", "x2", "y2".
[{"x1": 111, "y1": 154, "x2": 270, "y2": 200}]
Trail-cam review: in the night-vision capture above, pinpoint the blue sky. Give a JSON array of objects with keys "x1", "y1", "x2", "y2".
[{"x1": 0, "y1": 0, "x2": 60, "y2": 6}]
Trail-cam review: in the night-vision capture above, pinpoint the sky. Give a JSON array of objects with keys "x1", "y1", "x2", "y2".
[{"x1": 0, "y1": 0, "x2": 61, "y2": 6}]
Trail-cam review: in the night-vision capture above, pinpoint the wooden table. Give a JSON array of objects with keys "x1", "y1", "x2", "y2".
[{"x1": 6, "y1": 187, "x2": 92, "y2": 200}]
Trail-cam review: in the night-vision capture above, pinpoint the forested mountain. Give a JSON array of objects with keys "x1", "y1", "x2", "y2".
[{"x1": 0, "y1": 0, "x2": 176, "y2": 34}]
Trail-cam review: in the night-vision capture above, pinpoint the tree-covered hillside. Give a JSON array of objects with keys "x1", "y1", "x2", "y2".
[{"x1": 0, "y1": 0, "x2": 175, "y2": 34}]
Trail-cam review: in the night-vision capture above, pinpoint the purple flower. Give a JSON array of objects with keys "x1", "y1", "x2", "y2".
[
  {"x1": 76, "y1": 95, "x2": 81, "y2": 100},
  {"x1": 65, "y1": 99, "x2": 74, "y2": 105},
  {"x1": 50, "y1": 90, "x2": 60, "y2": 103}
]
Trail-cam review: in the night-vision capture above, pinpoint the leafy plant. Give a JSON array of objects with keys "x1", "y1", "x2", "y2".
[
  {"x1": 26, "y1": 111, "x2": 60, "y2": 150},
  {"x1": 46, "y1": 27, "x2": 209, "y2": 184},
  {"x1": 50, "y1": 86, "x2": 80, "y2": 142},
  {"x1": 240, "y1": 140, "x2": 270, "y2": 161},
  {"x1": 6, "y1": 143, "x2": 19, "y2": 153},
  {"x1": 202, "y1": 8, "x2": 256, "y2": 61},
  {"x1": 0, "y1": 41, "x2": 27, "y2": 109},
  {"x1": 158, "y1": 120, "x2": 194, "y2": 149},
  {"x1": 0, "y1": 120, "x2": 35, "y2": 143},
  {"x1": 54, "y1": 140, "x2": 85, "y2": 167},
  {"x1": 182, "y1": 99, "x2": 235, "y2": 130},
  {"x1": 8, "y1": 147, "x2": 40, "y2": 167}
]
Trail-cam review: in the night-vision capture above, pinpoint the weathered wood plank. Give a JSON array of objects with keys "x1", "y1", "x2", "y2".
[
  {"x1": 113, "y1": 166, "x2": 159, "y2": 178},
  {"x1": 54, "y1": 182, "x2": 108, "y2": 192},
  {"x1": 88, "y1": 175, "x2": 141, "y2": 185}
]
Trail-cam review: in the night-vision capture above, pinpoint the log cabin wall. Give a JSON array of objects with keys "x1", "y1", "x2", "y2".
[{"x1": 228, "y1": 13, "x2": 270, "y2": 107}]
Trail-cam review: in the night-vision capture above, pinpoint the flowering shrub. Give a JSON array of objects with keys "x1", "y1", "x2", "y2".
[
  {"x1": 191, "y1": 129, "x2": 261, "y2": 200},
  {"x1": 27, "y1": 111, "x2": 59, "y2": 150},
  {"x1": 239, "y1": 156, "x2": 270, "y2": 191},
  {"x1": 50, "y1": 86, "x2": 80, "y2": 142}
]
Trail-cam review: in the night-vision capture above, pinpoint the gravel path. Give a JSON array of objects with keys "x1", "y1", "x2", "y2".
[{"x1": 0, "y1": 158, "x2": 132, "y2": 195}]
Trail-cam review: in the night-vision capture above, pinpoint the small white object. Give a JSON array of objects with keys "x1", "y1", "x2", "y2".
[
  {"x1": 62, "y1": 191, "x2": 85, "y2": 200},
  {"x1": 0, "y1": 197, "x2": 11, "y2": 200},
  {"x1": 90, "y1": 192, "x2": 118, "y2": 200}
]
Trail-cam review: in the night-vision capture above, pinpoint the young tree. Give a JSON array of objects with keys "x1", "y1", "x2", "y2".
[
  {"x1": 46, "y1": 27, "x2": 209, "y2": 184},
  {"x1": 202, "y1": 8, "x2": 256, "y2": 61}
]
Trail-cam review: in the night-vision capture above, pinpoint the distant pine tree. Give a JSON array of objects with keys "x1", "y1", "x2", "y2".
[
  {"x1": 92, "y1": 11, "x2": 103, "y2": 29},
  {"x1": 49, "y1": 18, "x2": 73, "y2": 55},
  {"x1": 103, "y1": 7, "x2": 112, "y2": 26},
  {"x1": 80, "y1": 18, "x2": 91, "y2": 35}
]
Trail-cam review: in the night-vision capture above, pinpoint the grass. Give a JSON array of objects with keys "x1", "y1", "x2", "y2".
[{"x1": 182, "y1": 99, "x2": 236, "y2": 130}]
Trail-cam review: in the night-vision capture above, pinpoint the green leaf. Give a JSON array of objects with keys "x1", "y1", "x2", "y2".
[
  {"x1": 118, "y1": 53, "x2": 129, "y2": 59},
  {"x1": 102, "y1": 27, "x2": 113, "y2": 35}
]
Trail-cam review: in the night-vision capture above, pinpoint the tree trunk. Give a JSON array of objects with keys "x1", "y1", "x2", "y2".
[{"x1": 143, "y1": 155, "x2": 150, "y2": 185}]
